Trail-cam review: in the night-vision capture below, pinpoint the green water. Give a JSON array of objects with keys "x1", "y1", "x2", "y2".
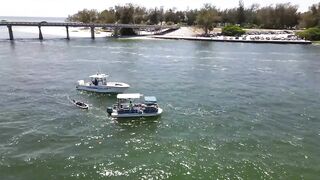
[{"x1": 0, "y1": 38, "x2": 320, "y2": 179}]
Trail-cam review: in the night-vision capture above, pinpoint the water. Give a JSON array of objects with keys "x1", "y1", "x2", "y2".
[{"x1": 0, "y1": 36, "x2": 320, "y2": 179}]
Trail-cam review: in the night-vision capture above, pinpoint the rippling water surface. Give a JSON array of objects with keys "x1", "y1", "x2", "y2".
[{"x1": 0, "y1": 37, "x2": 320, "y2": 179}]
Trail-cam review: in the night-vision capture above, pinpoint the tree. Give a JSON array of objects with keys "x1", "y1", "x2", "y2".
[
  {"x1": 244, "y1": 4, "x2": 259, "y2": 27},
  {"x1": 133, "y1": 6, "x2": 147, "y2": 24},
  {"x1": 299, "y1": 3, "x2": 320, "y2": 28},
  {"x1": 256, "y1": 3, "x2": 299, "y2": 29},
  {"x1": 274, "y1": 3, "x2": 299, "y2": 29},
  {"x1": 175, "y1": 11, "x2": 186, "y2": 24},
  {"x1": 114, "y1": 4, "x2": 136, "y2": 35},
  {"x1": 98, "y1": 8, "x2": 116, "y2": 23},
  {"x1": 149, "y1": 8, "x2": 160, "y2": 25},
  {"x1": 67, "y1": 9, "x2": 99, "y2": 23},
  {"x1": 185, "y1": 9, "x2": 198, "y2": 26},
  {"x1": 221, "y1": 8, "x2": 238, "y2": 25},
  {"x1": 237, "y1": 0, "x2": 246, "y2": 25},
  {"x1": 158, "y1": 7, "x2": 165, "y2": 25},
  {"x1": 165, "y1": 9, "x2": 179, "y2": 24},
  {"x1": 115, "y1": 4, "x2": 135, "y2": 24},
  {"x1": 256, "y1": 5, "x2": 275, "y2": 28},
  {"x1": 196, "y1": 4, "x2": 221, "y2": 35}
]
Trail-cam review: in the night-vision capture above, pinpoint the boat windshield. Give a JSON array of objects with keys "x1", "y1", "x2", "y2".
[
  {"x1": 91, "y1": 77, "x2": 106, "y2": 85},
  {"x1": 89, "y1": 74, "x2": 108, "y2": 85}
]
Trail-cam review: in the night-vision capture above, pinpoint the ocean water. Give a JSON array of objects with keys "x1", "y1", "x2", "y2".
[{"x1": 0, "y1": 30, "x2": 320, "y2": 179}]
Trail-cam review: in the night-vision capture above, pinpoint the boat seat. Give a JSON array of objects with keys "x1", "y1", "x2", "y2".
[
  {"x1": 143, "y1": 106, "x2": 158, "y2": 113},
  {"x1": 118, "y1": 109, "x2": 139, "y2": 114}
]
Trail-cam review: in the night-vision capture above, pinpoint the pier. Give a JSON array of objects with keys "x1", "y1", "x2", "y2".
[{"x1": 0, "y1": 21, "x2": 179, "y2": 40}]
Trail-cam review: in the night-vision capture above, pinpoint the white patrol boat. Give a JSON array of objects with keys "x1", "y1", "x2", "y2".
[
  {"x1": 107, "y1": 93, "x2": 163, "y2": 118},
  {"x1": 76, "y1": 73, "x2": 130, "y2": 93}
]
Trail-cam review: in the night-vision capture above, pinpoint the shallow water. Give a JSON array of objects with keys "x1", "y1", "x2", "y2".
[{"x1": 0, "y1": 37, "x2": 320, "y2": 179}]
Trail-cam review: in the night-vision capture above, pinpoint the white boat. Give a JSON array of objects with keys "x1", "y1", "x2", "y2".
[
  {"x1": 71, "y1": 99, "x2": 89, "y2": 109},
  {"x1": 76, "y1": 73, "x2": 130, "y2": 93},
  {"x1": 107, "y1": 93, "x2": 163, "y2": 118}
]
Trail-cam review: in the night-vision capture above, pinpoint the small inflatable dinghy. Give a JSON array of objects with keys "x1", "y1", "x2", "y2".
[{"x1": 72, "y1": 99, "x2": 89, "y2": 109}]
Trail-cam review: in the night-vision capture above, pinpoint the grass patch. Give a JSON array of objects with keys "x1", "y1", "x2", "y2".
[{"x1": 296, "y1": 27, "x2": 320, "y2": 41}]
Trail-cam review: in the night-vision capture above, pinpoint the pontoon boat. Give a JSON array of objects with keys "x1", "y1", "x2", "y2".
[{"x1": 107, "y1": 93, "x2": 163, "y2": 118}]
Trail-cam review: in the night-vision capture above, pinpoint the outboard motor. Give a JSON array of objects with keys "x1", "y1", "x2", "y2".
[{"x1": 106, "y1": 107, "x2": 113, "y2": 115}]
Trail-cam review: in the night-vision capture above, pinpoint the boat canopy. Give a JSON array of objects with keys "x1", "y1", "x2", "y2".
[
  {"x1": 89, "y1": 74, "x2": 109, "y2": 79},
  {"x1": 117, "y1": 93, "x2": 142, "y2": 99},
  {"x1": 144, "y1": 96, "x2": 157, "y2": 103}
]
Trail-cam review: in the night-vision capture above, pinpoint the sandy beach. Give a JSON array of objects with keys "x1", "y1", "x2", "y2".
[{"x1": 152, "y1": 27, "x2": 311, "y2": 44}]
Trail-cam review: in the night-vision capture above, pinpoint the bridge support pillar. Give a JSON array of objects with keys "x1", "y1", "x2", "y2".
[
  {"x1": 90, "y1": 26, "x2": 95, "y2": 39},
  {"x1": 66, "y1": 26, "x2": 70, "y2": 40},
  {"x1": 38, "y1": 26, "x2": 43, "y2": 40},
  {"x1": 113, "y1": 27, "x2": 119, "y2": 37},
  {"x1": 7, "y1": 25, "x2": 14, "y2": 40}
]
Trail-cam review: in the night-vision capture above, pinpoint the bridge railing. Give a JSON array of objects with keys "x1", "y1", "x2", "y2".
[
  {"x1": 0, "y1": 21, "x2": 180, "y2": 40},
  {"x1": 0, "y1": 21, "x2": 180, "y2": 29}
]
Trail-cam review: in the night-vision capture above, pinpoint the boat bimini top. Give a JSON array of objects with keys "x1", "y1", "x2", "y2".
[
  {"x1": 144, "y1": 96, "x2": 157, "y2": 105},
  {"x1": 117, "y1": 93, "x2": 142, "y2": 99},
  {"x1": 89, "y1": 73, "x2": 109, "y2": 79}
]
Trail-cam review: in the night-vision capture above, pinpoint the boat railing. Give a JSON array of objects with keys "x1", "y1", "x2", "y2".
[
  {"x1": 115, "y1": 102, "x2": 158, "y2": 113},
  {"x1": 118, "y1": 109, "x2": 140, "y2": 114}
]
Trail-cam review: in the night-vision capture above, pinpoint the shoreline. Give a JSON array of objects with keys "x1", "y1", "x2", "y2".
[
  {"x1": 0, "y1": 26, "x2": 313, "y2": 44},
  {"x1": 152, "y1": 27, "x2": 312, "y2": 44},
  {"x1": 152, "y1": 35, "x2": 312, "y2": 44}
]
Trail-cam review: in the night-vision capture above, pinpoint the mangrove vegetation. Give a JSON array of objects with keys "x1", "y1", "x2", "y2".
[{"x1": 67, "y1": 1, "x2": 320, "y2": 37}]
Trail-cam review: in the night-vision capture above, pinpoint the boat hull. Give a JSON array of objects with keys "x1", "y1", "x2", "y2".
[
  {"x1": 71, "y1": 100, "x2": 89, "y2": 109},
  {"x1": 76, "y1": 104, "x2": 89, "y2": 109},
  {"x1": 76, "y1": 85, "x2": 129, "y2": 93},
  {"x1": 111, "y1": 108, "x2": 163, "y2": 118}
]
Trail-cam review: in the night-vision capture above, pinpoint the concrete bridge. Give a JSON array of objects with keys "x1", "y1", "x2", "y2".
[{"x1": 0, "y1": 21, "x2": 180, "y2": 40}]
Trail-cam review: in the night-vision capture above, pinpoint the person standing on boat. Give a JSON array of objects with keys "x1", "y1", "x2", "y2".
[
  {"x1": 129, "y1": 100, "x2": 133, "y2": 109},
  {"x1": 94, "y1": 78, "x2": 98, "y2": 86}
]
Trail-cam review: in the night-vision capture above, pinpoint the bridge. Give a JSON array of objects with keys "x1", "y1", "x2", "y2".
[{"x1": 0, "y1": 21, "x2": 180, "y2": 40}]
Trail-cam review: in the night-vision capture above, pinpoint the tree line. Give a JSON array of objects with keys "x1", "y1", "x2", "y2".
[
  {"x1": 67, "y1": 2, "x2": 320, "y2": 29},
  {"x1": 67, "y1": 2, "x2": 320, "y2": 38}
]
